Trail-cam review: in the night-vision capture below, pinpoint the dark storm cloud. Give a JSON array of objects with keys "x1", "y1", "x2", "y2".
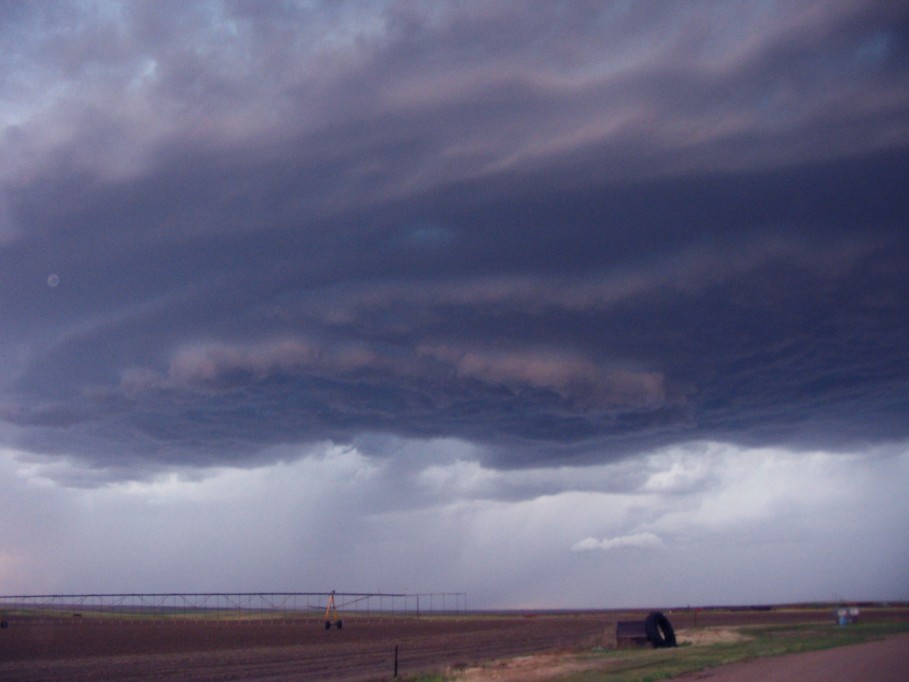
[{"x1": 1, "y1": 1, "x2": 908, "y2": 474}]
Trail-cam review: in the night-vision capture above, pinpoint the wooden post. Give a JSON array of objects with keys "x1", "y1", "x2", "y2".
[{"x1": 394, "y1": 644, "x2": 399, "y2": 677}]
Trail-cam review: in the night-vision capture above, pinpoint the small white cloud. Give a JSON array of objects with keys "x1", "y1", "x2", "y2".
[
  {"x1": 571, "y1": 531, "x2": 665, "y2": 552},
  {"x1": 571, "y1": 537, "x2": 602, "y2": 552}
]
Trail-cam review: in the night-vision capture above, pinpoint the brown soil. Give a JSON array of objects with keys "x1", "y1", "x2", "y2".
[
  {"x1": 0, "y1": 614, "x2": 601, "y2": 681},
  {"x1": 676, "y1": 626, "x2": 752, "y2": 645},
  {"x1": 1, "y1": 608, "x2": 906, "y2": 681}
]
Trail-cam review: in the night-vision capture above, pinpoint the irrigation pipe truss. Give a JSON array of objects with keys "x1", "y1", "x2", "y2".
[{"x1": 0, "y1": 592, "x2": 467, "y2": 624}]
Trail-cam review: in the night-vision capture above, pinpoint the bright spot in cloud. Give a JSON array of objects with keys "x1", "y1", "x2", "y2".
[{"x1": 571, "y1": 532, "x2": 665, "y2": 552}]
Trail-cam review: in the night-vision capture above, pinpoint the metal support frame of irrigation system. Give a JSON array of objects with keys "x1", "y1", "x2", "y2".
[{"x1": 0, "y1": 592, "x2": 467, "y2": 624}]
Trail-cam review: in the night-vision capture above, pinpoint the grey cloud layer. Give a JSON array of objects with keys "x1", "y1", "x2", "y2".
[{"x1": 1, "y1": 1, "x2": 908, "y2": 475}]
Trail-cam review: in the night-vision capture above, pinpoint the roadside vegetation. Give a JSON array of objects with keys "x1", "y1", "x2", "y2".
[
  {"x1": 564, "y1": 621, "x2": 909, "y2": 682},
  {"x1": 426, "y1": 620, "x2": 909, "y2": 682}
]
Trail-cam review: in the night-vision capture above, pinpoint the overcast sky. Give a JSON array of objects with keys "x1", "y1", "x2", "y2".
[{"x1": 1, "y1": 0, "x2": 907, "y2": 609}]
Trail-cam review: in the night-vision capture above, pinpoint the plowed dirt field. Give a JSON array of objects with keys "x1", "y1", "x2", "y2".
[{"x1": 1, "y1": 614, "x2": 598, "y2": 681}]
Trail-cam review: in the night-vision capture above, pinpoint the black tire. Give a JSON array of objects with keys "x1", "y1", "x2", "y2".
[
  {"x1": 324, "y1": 620, "x2": 331, "y2": 630},
  {"x1": 644, "y1": 611, "x2": 676, "y2": 648},
  {"x1": 336, "y1": 620, "x2": 343, "y2": 629},
  {"x1": 0, "y1": 620, "x2": 7, "y2": 629}
]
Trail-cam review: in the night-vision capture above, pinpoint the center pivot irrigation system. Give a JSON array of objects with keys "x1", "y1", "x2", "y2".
[{"x1": 0, "y1": 591, "x2": 467, "y2": 627}]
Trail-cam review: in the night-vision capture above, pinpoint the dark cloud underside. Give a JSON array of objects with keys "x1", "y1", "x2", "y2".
[{"x1": 1, "y1": 1, "x2": 908, "y2": 474}]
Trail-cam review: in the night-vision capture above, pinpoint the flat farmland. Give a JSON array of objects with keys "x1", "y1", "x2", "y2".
[
  {"x1": 1, "y1": 614, "x2": 598, "y2": 681},
  {"x1": 1, "y1": 607, "x2": 907, "y2": 681}
]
